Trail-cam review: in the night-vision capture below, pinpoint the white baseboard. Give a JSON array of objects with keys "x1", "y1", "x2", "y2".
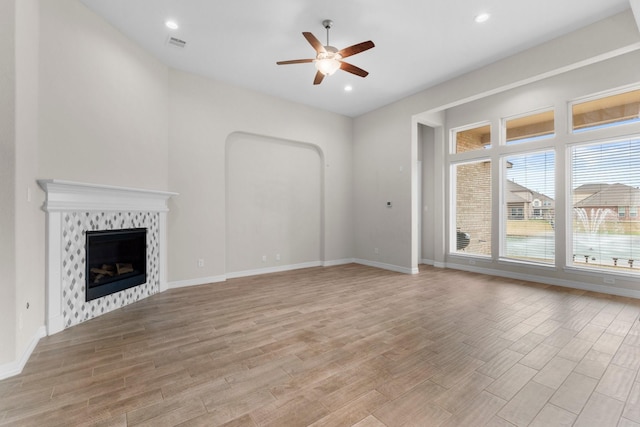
[
  {"x1": 421, "y1": 259, "x2": 446, "y2": 268},
  {"x1": 226, "y1": 261, "x2": 323, "y2": 279},
  {"x1": 445, "y1": 262, "x2": 640, "y2": 299},
  {"x1": 0, "y1": 325, "x2": 46, "y2": 381},
  {"x1": 323, "y1": 258, "x2": 356, "y2": 267},
  {"x1": 47, "y1": 314, "x2": 65, "y2": 336},
  {"x1": 354, "y1": 259, "x2": 419, "y2": 275},
  {"x1": 168, "y1": 275, "x2": 227, "y2": 289},
  {"x1": 168, "y1": 260, "x2": 361, "y2": 288}
]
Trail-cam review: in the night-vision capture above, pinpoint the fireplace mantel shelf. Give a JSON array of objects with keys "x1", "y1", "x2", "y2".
[{"x1": 37, "y1": 179, "x2": 178, "y2": 212}]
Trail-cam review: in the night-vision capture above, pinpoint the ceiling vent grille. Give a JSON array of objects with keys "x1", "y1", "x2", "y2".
[{"x1": 167, "y1": 36, "x2": 186, "y2": 49}]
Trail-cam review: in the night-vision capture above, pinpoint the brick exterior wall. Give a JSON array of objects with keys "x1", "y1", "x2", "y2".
[{"x1": 455, "y1": 130, "x2": 492, "y2": 256}]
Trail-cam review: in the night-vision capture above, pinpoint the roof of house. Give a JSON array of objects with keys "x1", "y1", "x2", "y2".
[
  {"x1": 575, "y1": 183, "x2": 640, "y2": 207},
  {"x1": 506, "y1": 180, "x2": 554, "y2": 206},
  {"x1": 573, "y1": 183, "x2": 611, "y2": 195}
]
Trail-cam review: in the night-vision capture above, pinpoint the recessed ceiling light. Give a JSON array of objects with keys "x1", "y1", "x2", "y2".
[
  {"x1": 474, "y1": 13, "x2": 490, "y2": 23},
  {"x1": 165, "y1": 20, "x2": 179, "y2": 30},
  {"x1": 344, "y1": 85, "x2": 353, "y2": 92}
]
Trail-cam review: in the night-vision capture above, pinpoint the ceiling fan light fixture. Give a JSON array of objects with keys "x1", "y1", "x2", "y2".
[
  {"x1": 315, "y1": 58, "x2": 341, "y2": 75},
  {"x1": 315, "y1": 47, "x2": 341, "y2": 75},
  {"x1": 276, "y1": 19, "x2": 374, "y2": 85}
]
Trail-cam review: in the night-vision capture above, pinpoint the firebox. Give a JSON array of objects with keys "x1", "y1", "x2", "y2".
[{"x1": 85, "y1": 228, "x2": 147, "y2": 301}]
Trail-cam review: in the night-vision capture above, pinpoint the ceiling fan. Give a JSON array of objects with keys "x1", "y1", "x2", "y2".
[{"x1": 276, "y1": 19, "x2": 375, "y2": 85}]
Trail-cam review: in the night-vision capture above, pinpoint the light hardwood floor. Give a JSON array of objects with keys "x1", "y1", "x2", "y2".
[{"x1": 2, "y1": 264, "x2": 640, "y2": 426}]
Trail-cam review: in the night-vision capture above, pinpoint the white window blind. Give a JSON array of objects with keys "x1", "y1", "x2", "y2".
[
  {"x1": 504, "y1": 151, "x2": 555, "y2": 263},
  {"x1": 571, "y1": 138, "x2": 640, "y2": 271}
]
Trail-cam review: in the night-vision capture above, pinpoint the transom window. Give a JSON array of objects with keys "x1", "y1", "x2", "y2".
[
  {"x1": 505, "y1": 110, "x2": 555, "y2": 145},
  {"x1": 454, "y1": 124, "x2": 491, "y2": 153},
  {"x1": 572, "y1": 88, "x2": 640, "y2": 132}
]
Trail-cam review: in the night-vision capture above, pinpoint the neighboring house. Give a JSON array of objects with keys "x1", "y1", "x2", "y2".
[
  {"x1": 574, "y1": 183, "x2": 640, "y2": 220},
  {"x1": 506, "y1": 180, "x2": 555, "y2": 220}
]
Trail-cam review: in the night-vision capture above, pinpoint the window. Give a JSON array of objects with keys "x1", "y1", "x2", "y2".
[
  {"x1": 631, "y1": 207, "x2": 638, "y2": 218},
  {"x1": 504, "y1": 151, "x2": 555, "y2": 264},
  {"x1": 453, "y1": 160, "x2": 491, "y2": 255},
  {"x1": 571, "y1": 137, "x2": 640, "y2": 271},
  {"x1": 454, "y1": 124, "x2": 491, "y2": 153},
  {"x1": 505, "y1": 110, "x2": 555, "y2": 144},
  {"x1": 509, "y1": 207, "x2": 524, "y2": 220},
  {"x1": 572, "y1": 88, "x2": 640, "y2": 132}
]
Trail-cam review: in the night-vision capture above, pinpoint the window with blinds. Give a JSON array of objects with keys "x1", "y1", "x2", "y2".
[
  {"x1": 504, "y1": 151, "x2": 555, "y2": 263},
  {"x1": 571, "y1": 138, "x2": 640, "y2": 271}
]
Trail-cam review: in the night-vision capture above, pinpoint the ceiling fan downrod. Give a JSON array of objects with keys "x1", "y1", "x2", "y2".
[{"x1": 322, "y1": 19, "x2": 333, "y2": 47}]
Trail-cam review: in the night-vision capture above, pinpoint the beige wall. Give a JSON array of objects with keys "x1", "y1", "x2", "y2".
[
  {"x1": 38, "y1": 0, "x2": 169, "y2": 190},
  {"x1": 0, "y1": 0, "x2": 17, "y2": 366},
  {"x1": 167, "y1": 70, "x2": 354, "y2": 283},
  {"x1": 226, "y1": 133, "x2": 322, "y2": 273},
  {"x1": 15, "y1": 0, "x2": 43, "y2": 362}
]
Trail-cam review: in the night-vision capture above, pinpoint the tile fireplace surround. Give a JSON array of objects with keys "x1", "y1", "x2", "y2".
[{"x1": 38, "y1": 180, "x2": 177, "y2": 335}]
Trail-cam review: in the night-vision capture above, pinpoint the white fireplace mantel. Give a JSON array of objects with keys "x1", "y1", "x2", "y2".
[
  {"x1": 37, "y1": 179, "x2": 177, "y2": 213},
  {"x1": 38, "y1": 180, "x2": 177, "y2": 335}
]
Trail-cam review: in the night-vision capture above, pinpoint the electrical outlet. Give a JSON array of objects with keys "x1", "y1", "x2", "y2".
[
  {"x1": 374, "y1": 248, "x2": 379, "y2": 254},
  {"x1": 276, "y1": 254, "x2": 281, "y2": 261},
  {"x1": 197, "y1": 259, "x2": 204, "y2": 268},
  {"x1": 262, "y1": 255, "x2": 267, "y2": 262}
]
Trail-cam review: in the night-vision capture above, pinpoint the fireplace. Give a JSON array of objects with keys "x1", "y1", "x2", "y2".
[
  {"x1": 85, "y1": 228, "x2": 147, "y2": 301},
  {"x1": 38, "y1": 179, "x2": 176, "y2": 334}
]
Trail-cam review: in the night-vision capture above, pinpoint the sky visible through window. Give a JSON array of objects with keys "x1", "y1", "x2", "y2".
[{"x1": 572, "y1": 139, "x2": 640, "y2": 190}]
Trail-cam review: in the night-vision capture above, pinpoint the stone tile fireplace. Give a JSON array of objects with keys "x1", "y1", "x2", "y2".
[{"x1": 38, "y1": 180, "x2": 177, "y2": 335}]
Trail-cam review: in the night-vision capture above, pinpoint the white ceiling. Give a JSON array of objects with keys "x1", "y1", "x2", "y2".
[{"x1": 79, "y1": 0, "x2": 631, "y2": 117}]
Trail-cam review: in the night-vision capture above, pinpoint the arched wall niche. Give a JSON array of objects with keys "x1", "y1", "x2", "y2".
[{"x1": 225, "y1": 132, "x2": 325, "y2": 275}]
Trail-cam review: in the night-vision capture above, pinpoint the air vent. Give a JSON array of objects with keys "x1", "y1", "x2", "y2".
[{"x1": 167, "y1": 36, "x2": 186, "y2": 49}]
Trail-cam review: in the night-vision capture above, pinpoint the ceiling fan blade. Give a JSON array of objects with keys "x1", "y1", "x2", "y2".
[
  {"x1": 303, "y1": 32, "x2": 326, "y2": 53},
  {"x1": 339, "y1": 61, "x2": 369, "y2": 78},
  {"x1": 276, "y1": 59, "x2": 315, "y2": 65},
  {"x1": 338, "y1": 40, "x2": 375, "y2": 58},
  {"x1": 313, "y1": 70, "x2": 325, "y2": 85}
]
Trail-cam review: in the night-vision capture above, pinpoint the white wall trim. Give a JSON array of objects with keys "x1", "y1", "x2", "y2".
[
  {"x1": 421, "y1": 258, "x2": 435, "y2": 266},
  {"x1": 0, "y1": 326, "x2": 46, "y2": 381},
  {"x1": 354, "y1": 259, "x2": 419, "y2": 275},
  {"x1": 322, "y1": 258, "x2": 356, "y2": 267},
  {"x1": 445, "y1": 262, "x2": 640, "y2": 299},
  {"x1": 168, "y1": 275, "x2": 227, "y2": 289},
  {"x1": 226, "y1": 261, "x2": 323, "y2": 279}
]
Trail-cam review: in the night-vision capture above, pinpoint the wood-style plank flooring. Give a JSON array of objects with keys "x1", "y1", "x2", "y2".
[{"x1": 2, "y1": 264, "x2": 640, "y2": 426}]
